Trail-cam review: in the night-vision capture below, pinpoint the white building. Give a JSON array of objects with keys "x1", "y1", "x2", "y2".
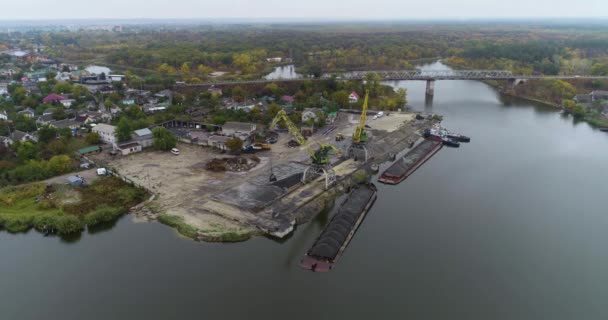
[
  {"x1": 92, "y1": 123, "x2": 117, "y2": 145},
  {"x1": 349, "y1": 91, "x2": 360, "y2": 103},
  {"x1": 0, "y1": 110, "x2": 7, "y2": 121}
]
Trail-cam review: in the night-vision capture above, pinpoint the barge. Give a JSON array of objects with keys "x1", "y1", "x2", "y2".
[
  {"x1": 378, "y1": 140, "x2": 443, "y2": 185},
  {"x1": 300, "y1": 183, "x2": 378, "y2": 272}
]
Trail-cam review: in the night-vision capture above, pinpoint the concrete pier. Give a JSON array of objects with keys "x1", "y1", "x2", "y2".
[{"x1": 426, "y1": 80, "x2": 435, "y2": 96}]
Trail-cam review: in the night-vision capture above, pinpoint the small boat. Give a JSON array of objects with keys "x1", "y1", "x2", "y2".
[
  {"x1": 599, "y1": 128, "x2": 608, "y2": 132},
  {"x1": 442, "y1": 138, "x2": 460, "y2": 148}
]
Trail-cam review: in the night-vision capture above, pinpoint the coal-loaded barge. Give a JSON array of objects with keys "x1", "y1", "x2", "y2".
[
  {"x1": 300, "y1": 183, "x2": 378, "y2": 272},
  {"x1": 378, "y1": 140, "x2": 443, "y2": 185}
]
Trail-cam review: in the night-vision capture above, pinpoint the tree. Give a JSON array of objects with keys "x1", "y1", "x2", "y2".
[
  {"x1": 38, "y1": 126, "x2": 58, "y2": 144},
  {"x1": 180, "y1": 62, "x2": 191, "y2": 76},
  {"x1": 572, "y1": 104, "x2": 586, "y2": 118},
  {"x1": 72, "y1": 85, "x2": 89, "y2": 98},
  {"x1": 85, "y1": 132, "x2": 101, "y2": 145},
  {"x1": 396, "y1": 88, "x2": 408, "y2": 109},
  {"x1": 152, "y1": 127, "x2": 177, "y2": 151},
  {"x1": 197, "y1": 64, "x2": 213, "y2": 76},
  {"x1": 226, "y1": 137, "x2": 243, "y2": 154},
  {"x1": 52, "y1": 82, "x2": 72, "y2": 94},
  {"x1": 14, "y1": 114, "x2": 37, "y2": 132},
  {"x1": 17, "y1": 142, "x2": 38, "y2": 162},
  {"x1": 331, "y1": 90, "x2": 350, "y2": 109},
  {"x1": 115, "y1": 118, "x2": 132, "y2": 142}
]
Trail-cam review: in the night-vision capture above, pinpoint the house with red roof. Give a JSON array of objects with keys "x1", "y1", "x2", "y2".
[
  {"x1": 281, "y1": 95, "x2": 295, "y2": 104},
  {"x1": 42, "y1": 93, "x2": 66, "y2": 104},
  {"x1": 349, "y1": 91, "x2": 360, "y2": 103}
]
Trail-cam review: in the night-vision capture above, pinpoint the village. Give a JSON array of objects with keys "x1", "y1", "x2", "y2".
[{"x1": 0, "y1": 44, "x2": 428, "y2": 241}]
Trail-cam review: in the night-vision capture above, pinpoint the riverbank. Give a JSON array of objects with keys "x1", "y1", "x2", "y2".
[{"x1": 0, "y1": 177, "x2": 148, "y2": 236}]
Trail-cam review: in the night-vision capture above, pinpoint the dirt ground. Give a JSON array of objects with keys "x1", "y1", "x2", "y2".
[{"x1": 105, "y1": 111, "x2": 417, "y2": 239}]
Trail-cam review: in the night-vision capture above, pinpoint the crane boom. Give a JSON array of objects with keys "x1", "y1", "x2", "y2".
[
  {"x1": 352, "y1": 90, "x2": 369, "y2": 144},
  {"x1": 270, "y1": 109, "x2": 340, "y2": 165}
]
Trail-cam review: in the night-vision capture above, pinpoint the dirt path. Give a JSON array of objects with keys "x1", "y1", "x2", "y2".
[{"x1": 44, "y1": 169, "x2": 99, "y2": 185}]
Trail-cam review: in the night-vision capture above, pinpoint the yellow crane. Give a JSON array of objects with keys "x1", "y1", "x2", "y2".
[
  {"x1": 270, "y1": 109, "x2": 339, "y2": 166},
  {"x1": 348, "y1": 90, "x2": 370, "y2": 161},
  {"x1": 352, "y1": 90, "x2": 370, "y2": 144}
]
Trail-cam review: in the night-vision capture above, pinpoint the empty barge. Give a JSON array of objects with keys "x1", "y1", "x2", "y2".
[
  {"x1": 300, "y1": 183, "x2": 378, "y2": 272},
  {"x1": 378, "y1": 140, "x2": 442, "y2": 185}
]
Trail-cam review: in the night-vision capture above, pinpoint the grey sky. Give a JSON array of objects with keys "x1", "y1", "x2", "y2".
[{"x1": 1, "y1": 0, "x2": 606, "y2": 20}]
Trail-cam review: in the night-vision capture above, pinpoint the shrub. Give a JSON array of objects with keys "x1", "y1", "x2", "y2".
[
  {"x1": 4, "y1": 215, "x2": 34, "y2": 233},
  {"x1": 33, "y1": 214, "x2": 60, "y2": 232},
  {"x1": 158, "y1": 213, "x2": 199, "y2": 239},
  {"x1": 55, "y1": 215, "x2": 84, "y2": 235},
  {"x1": 84, "y1": 205, "x2": 125, "y2": 227}
]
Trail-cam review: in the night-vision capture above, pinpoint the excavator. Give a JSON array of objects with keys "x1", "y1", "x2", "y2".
[
  {"x1": 270, "y1": 109, "x2": 340, "y2": 189},
  {"x1": 348, "y1": 90, "x2": 370, "y2": 161}
]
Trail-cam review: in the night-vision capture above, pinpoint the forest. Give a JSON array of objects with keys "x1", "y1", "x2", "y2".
[{"x1": 6, "y1": 22, "x2": 606, "y2": 81}]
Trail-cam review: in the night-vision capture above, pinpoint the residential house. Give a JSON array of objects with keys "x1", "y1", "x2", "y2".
[
  {"x1": 116, "y1": 142, "x2": 142, "y2": 156},
  {"x1": 60, "y1": 99, "x2": 76, "y2": 108},
  {"x1": 0, "y1": 110, "x2": 7, "y2": 121},
  {"x1": 131, "y1": 128, "x2": 154, "y2": 148},
  {"x1": 281, "y1": 95, "x2": 295, "y2": 104},
  {"x1": 221, "y1": 122, "x2": 257, "y2": 137},
  {"x1": 11, "y1": 130, "x2": 36, "y2": 143},
  {"x1": 207, "y1": 135, "x2": 230, "y2": 151},
  {"x1": 302, "y1": 108, "x2": 324, "y2": 124},
  {"x1": 49, "y1": 119, "x2": 82, "y2": 132},
  {"x1": 92, "y1": 124, "x2": 117, "y2": 145},
  {"x1": 36, "y1": 114, "x2": 54, "y2": 126},
  {"x1": 154, "y1": 89, "x2": 173, "y2": 100},
  {"x1": 349, "y1": 91, "x2": 360, "y2": 103},
  {"x1": 42, "y1": 93, "x2": 66, "y2": 104},
  {"x1": 121, "y1": 98, "x2": 136, "y2": 106},
  {"x1": 591, "y1": 91, "x2": 608, "y2": 102},
  {"x1": 108, "y1": 74, "x2": 126, "y2": 82},
  {"x1": 0, "y1": 82, "x2": 8, "y2": 95},
  {"x1": 0, "y1": 136, "x2": 12, "y2": 147},
  {"x1": 573, "y1": 94, "x2": 592, "y2": 104},
  {"x1": 17, "y1": 107, "x2": 35, "y2": 119},
  {"x1": 23, "y1": 82, "x2": 41, "y2": 95}
]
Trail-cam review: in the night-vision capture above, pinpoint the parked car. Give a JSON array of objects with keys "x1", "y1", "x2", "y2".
[
  {"x1": 80, "y1": 162, "x2": 91, "y2": 169},
  {"x1": 266, "y1": 137, "x2": 278, "y2": 144},
  {"x1": 171, "y1": 148, "x2": 180, "y2": 155}
]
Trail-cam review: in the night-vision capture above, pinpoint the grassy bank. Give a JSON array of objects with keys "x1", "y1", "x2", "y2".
[
  {"x1": 157, "y1": 213, "x2": 257, "y2": 242},
  {"x1": 0, "y1": 177, "x2": 148, "y2": 236}
]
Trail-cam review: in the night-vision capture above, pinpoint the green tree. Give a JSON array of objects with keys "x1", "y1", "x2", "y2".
[
  {"x1": 331, "y1": 90, "x2": 350, "y2": 109},
  {"x1": 85, "y1": 132, "x2": 101, "y2": 145},
  {"x1": 14, "y1": 114, "x2": 37, "y2": 132},
  {"x1": 396, "y1": 88, "x2": 408, "y2": 109},
  {"x1": 17, "y1": 142, "x2": 38, "y2": 162},
  {"x1": 72, "y1": 85, "x2": 89, "y2": 98},
  {"x1": 52, "y1": 82, "x2": 72, "y2": 94},
  {"x1": 115, "y1": 118, "x2": 132, "y2": 142},
  {"x1": 47, "y1": 155, "x2": 73, "y2": 175},
  {"x1": 38, "y1": 126, "x2": 58, "y2": 144},
  {"x1": 226, "y1": 137, "x2": 243, "y2": 154},
  {"x1": 572, "y1": 104, "x2": 586, "y2": 118},
  {"x1": 152, "y1": 127, "x2": 177, "y2": 151}
]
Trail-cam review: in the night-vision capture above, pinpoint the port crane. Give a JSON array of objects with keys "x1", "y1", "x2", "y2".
[
  {"x1": 270, "y1": 109, "x2": 340, "y2": 190},
  {"x1": 347, "y1": 90, "x2": 370, "y2": 162}
]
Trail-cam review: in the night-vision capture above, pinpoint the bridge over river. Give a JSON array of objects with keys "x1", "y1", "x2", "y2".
[{"x1": 177, "y1": 69, "x2": 608, "y2": 96}]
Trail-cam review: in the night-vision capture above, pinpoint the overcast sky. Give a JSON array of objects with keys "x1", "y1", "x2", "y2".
[{"x1": 0, "y1": 0, "x2": 606, "y2": 20}]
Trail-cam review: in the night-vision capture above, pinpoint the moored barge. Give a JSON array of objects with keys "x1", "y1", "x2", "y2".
[
  {"x1": 378, "y1": 140, "x2": 443, "y2": 185},
  {"x1": 300, "y1": 183, "x2": 378, "y2": 272}
]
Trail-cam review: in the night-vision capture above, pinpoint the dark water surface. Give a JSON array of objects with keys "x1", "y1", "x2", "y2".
[{"x1": 2, "y1": 63, "x2": 608, "y2": 319}]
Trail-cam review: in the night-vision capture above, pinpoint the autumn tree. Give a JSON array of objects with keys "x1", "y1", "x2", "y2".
[{"x1": 226, "y1": 137, "x2": 244, "y2": 154}]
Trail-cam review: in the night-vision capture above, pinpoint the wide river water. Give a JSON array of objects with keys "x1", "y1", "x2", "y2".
[{"x1": 2, "y1": 62, "x2": 608, "y2": 319}]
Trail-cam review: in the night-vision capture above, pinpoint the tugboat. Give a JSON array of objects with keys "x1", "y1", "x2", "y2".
[{"x1": 423, "y1": 126, "x2": 466, "y2": 148}]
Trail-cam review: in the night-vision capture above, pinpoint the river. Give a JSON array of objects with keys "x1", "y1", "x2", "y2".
[{"x1": 2, "y1": 62, "x2": 608, "y2": 319}]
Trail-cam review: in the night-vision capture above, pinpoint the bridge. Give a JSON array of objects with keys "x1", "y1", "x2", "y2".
[{"x1": 177, "y1": 69, "x2": 608, "y2": 96}]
